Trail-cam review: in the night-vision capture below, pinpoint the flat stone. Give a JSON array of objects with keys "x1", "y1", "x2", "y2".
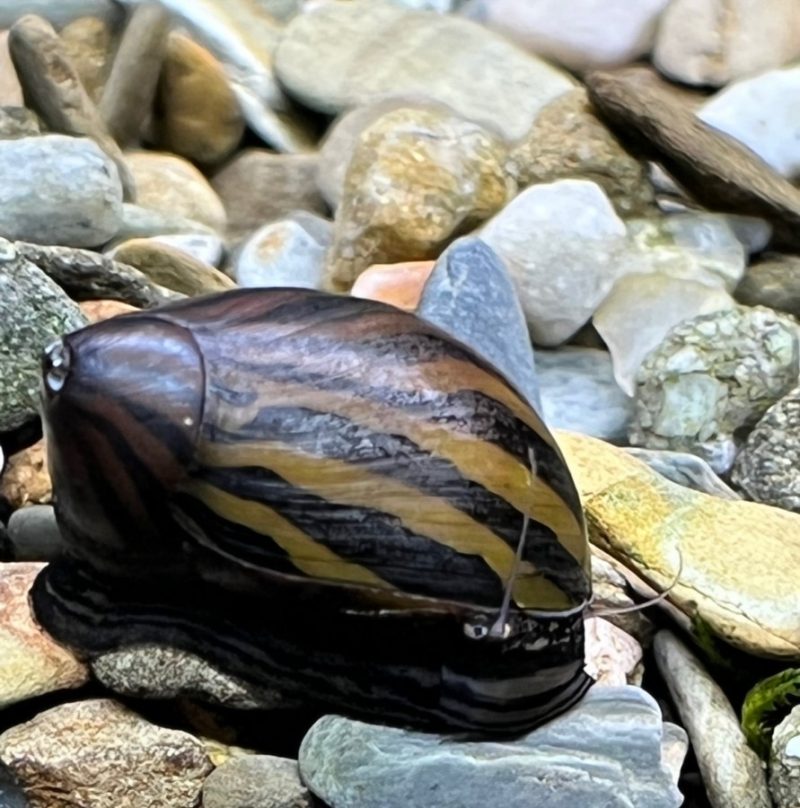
[
  {"x1": 0, "y1": 698, "x2": 213, "y2": 808},
  {"x1": 771, "y1": 705, "x2": 800, "y2": 808},
  {"x1": 466, "y1": 0, "x2": 669, "y2": 72},
  {"x1": 8, "y1": 14, "x2": 135, "y2": 199},
  {"x1": 275, "y1": 0, "x2": 575, "y2": 142},
  {"x1": 594, "y1": 273, "x2": 735, "y2": 397},
  {"x1": 91, "y1": 644, "x2": 287, "y2": 709},
  {"x1": 0, "y1": 1, "x2": 122, "y2": 29},
  {"x1": 0, "y1": 251, "x2": 87, "y2": 433},
  {"x1": 0, "y1": 106, "x2": 39, "y2": 139},
  {"x1": 326, "y1": 105, "x2": 514, "y2": 292},
  {"x1": 654, "y1": 631, "x2": 772, "y2": 808},
  {"x1": 732, "y1": 385, "x2": 800, "y2": 512},
  {"x1": 14, "y1": 240, "x2": 178, "y2": 308},
  {"x1": 211, "y1": 149, "x2": 326, "y2": 244},
  {"x1": 6, "y1": 506, "x2": 61, "y2": 562},
  {"x1": 653, "y1": 0, "x2": 800, "y2": 87},
  {"x1": 557, "y1": 430, "x2": 800, "y2": 658},
  {"x1": 735, "y1": 253, "x2": 800, "y2": 318},
  {"x1": 0, "y1": 135, "x2": 122, "y2": 247},
  {"x1": 203, "y1": 755, "x2": 313, "y2": 808},
  {"x1": 156, "y1": 32, "x2": 244, "y2": 166},
  {"x1": 509, "y1": 87, "x2": 655, "y2": 218},
  {"x1": 351, "y1": 260, "x2": 435, "y2": 311},
  {"x1": 126, "y1": 150, "x2": 227, "y2": 232},
  {"x1": 59, "y1": 15, "x2": 114, "y2": 103},
  {"x1": 234, "y1": 213, "x2": 331, "y2": 290},
  {"x1": 624, "y1": 448, "x2": 741, "y2": 500},
  {"x1": 0, "y1": 441, "x2": 51, "y2": 510},
  {"x1": 698, "y1": 66, "x2": 800, "y2": 180},
  {"x1": 479, "y1": 179, "x2": 628, "y2": 346},
  {"x1": 98, "y1": 2, "x2": 169, "y2": 146},
  {"x1": 111, "y1": 239, "x2": 235, "y2": 297},
  {"x1": 630, "y1": 306, "x2": 799, "y2": 473},
  {"x1": 299, "y1": 686, "x2": 684, "y2": 808},
  {"x1": 418, "y1": 236, "x2": 541, "y2": 412},
  {"x1": 586, "y1": 68, "x2": 800, "y2": 250},
  {"x1": 535, "y1": 347, "x2": 634, "y2": 443},
  {"x1": 115, "y1": 203, "x2": 218, "y2": 242},
  {"x1": 0, "y1": 563, "x2": 89, "y2": 709}
]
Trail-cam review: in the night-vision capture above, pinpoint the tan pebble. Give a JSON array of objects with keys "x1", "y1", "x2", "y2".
[
  {"x1": 79, "y1": 299, "x2": 139, "y2": 322},
  {"x1": 351, "y1": 260, "x2": 435, "y2": 311},
  {"x1": 0, "y1": 440, "x2": 51, "y2": 509}
]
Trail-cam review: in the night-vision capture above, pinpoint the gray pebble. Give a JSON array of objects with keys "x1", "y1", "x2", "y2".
[{"x1": 7, "y1": 505, "x2": 62, "y2": 562}]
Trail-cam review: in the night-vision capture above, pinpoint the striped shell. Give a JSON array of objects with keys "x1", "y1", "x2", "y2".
[{"x1": 34, "y1": 288, "x2": 593, "y2": 734}]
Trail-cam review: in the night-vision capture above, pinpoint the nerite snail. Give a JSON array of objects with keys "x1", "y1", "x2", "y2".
[{"x1": 32, "y1": 288, "x2": 593, "y2": 735}]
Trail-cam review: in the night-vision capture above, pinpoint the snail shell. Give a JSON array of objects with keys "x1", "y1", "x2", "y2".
[{"x1": 34, "y1": 288, "x2": 592, "y2": 734}]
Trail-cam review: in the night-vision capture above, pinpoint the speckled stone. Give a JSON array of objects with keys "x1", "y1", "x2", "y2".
[
  {"x1": 654, "y1": 631, "x2": 772, "y2": 808},
  {"x1": 0, "y1": 441, "x2": 51, "y2": 510},
  {"x1": 326, "y1": 106, "x2": 514, "y2": 292},
  {"x1": 0, "y1": 248, "x2": 87, "y2": 433},
  {"x1": 0, "y1": 698, "x2": 213, "y2": 808},
  {"x1": 0, "y1": 563, "x2": 88, "y2": 709},
  {"x1": 275, "y1": 0, "x2": 575, "y2": 142},
  {"x1": 629, "y1": 306, "x2": 800, "y2": 473},
  {"x1": 299, "y1": 687, "x2": 684, "y2": 808},
  {"x1": 0, "y1": 106, "x2": 39, "y2": 139},
  {"x1": 732, "y1": 385, "x2": 800, "y2": 512},
  {"x1": 771, "y1": 705, "x2": 800, "y2": 808},
  {"x1": 558, "y1": 430, "x2": 800, "y2": 658},
  {"x1": 509, "y1": 87, "x2": 655, "y2": 217},
  {"x1": 203, "y1": 755, "x2": 313, "y2": 808}
]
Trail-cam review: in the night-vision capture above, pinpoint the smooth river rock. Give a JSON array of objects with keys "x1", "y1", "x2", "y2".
[
  {"x1": 299, "y1": 686, "x2": 684, "y2": 808},
  {"x1": 735, "y1": 253, "x2": 800, "y2": 318},
  {"x1": 0, "y1": 135, "x2": 122, "y2": 248},
  {"x1": 771, "y1": 705, "x2": 800, "y2": 808},
  {"x1": 203, "y1": 755, "x2": 313, "y2": 808},
  {"x1": 556, "y1": 430, "x2": 800, "y2": 659}
]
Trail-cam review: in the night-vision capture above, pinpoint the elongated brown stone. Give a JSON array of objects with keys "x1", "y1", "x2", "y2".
[
  {"x1": 8, "y1": 14, "x2": 136, "y2": 200},
  {"x1": 585, "y1": 67, "x2": 800, "y2": 249},
  {"x1": 99, "y1": 2, "x2": 170, "y2": 146}
]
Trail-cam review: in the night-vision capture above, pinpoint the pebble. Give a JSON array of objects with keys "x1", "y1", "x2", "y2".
[
  {"x1": 771, "y1": 705, "x2": 800, "y2": 808},
  {"x1": 116, "y1": 203, "x2": 218, "y2": 242},
  {"x1": 156, "y1": 32, "x2": 244, "y2": 166},
  {"x1": 624, "y1": 448, "x2": 741, "y2": 501},
  {"x1": 0, "y1": 2, "x2": 123, "y2": 29},
  {"x1": 14, "y1": 240, "x2": 176, "y2": 308},
  {"x1": 8, "y1": 14, "x2": 136, "y2": 199},
  {"x1": 126, "y1": 150, "x2": 227, "y2": 232},
  {"x1": 698, "y1": 66, "x2": 800, "y2": 180},
  {"x1": 211, "y1": 149, "x2": 326, "y2": 244},
  {"x1": 352, "y1": 260, "x2": 435, "y2": 311},
  {"x1": 91, "y1": 644, "x2": 287, "y2": 710},
  {"x1": 583, "y1": 617, "x2": 643, "y2": 687},
  {"x1": 653, "y1": 0, "x2": 800, "y2": 87},
  {"x1": 146, "y1": 233, "x2": 224, "y2": 267},
  {"x1": 0, "y1": 442, "x2": 50, "y2": 510},
  {"x1": 735, "y1": 253, "x2": 800, "y2": 318},
  {"x1": 202, "y1": 755, "x2": 313, "y2": 808},
  {"x1": 0, "y1": 698, "x2": 213, "y2": 808},
  {"x1": 629, "y1": 305, "x2": 799, "y2": 473},
  {"x1": 0, "y1": 562, "x2": 88, "y2": 709},
  {"x1": 0, "y1": 135, "x2": 122, "y2": 247},
  {"x1": 417, "y1": 237, "x2": 542, "y2": 412},
  {"x1": 98, "y1": 2, "x2": 169, "y2": 147},
  {"x1": 59, "y1": 15, "x2": 114, "y2": 103},
  {"x1": 111, "y1": 239, "x2": 235, "y2": 297},
  {"x1": 465, "y1": 0, "x2": 670, "y2": 72},
  {"x1": 509, "y1": 87, "x2": 655, "y2": 218},
  {"x1": 558, "y1": 430, "x2": 800, "y2": 658},
  {"x1": 654, "y1": 631, "x2": 772, "y2": 808},
  {"x1": 233, "y1": 213, "x2": 331, "y2": 290},
  {"x1": 535, "y1": 347, "x2": 634, "y2": 443},
  {"x1": 586, "y1": 68, "x2": 800, "y2": 250},
  {"x1": 0, "y1": 252, "x2": 87, "y2": 433},
  {"x1": 479, "y1": 179, "x2": 627, "y2": 346},
  {"x1": 299, "y1": 686, "x2": 685, "y2": 808},
  {"x1": 325, "y1": 105, "x2": 514, "y2": 292},
  {"x1": 0, "y1": 760, "x2": 27, "y2": 808},
  {"x1": 78, "y1": 299, "x2": 139, "y2": 323},
  {"x1": 732, "y1": 385, "x2": 800, "y2": 512},
  {"x1": 0, "y1": 106, "x2": 39, "y2": 139},
  {"x1": 593, "y1": 273, "x2": 735, "y2": 397},
  {"x1": 590, "y1": 553, "x2": 654, "y2": 645},
  {"x1": 6, "y1": 505, "x2": 61, "y2": 562},
  {"x1": 275, "y1": 0, "x2": 575, "y2": 142}
]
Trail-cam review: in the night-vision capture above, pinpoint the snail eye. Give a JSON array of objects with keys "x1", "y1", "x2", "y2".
[{"x1": 43, "y1": 339, "x2": 71, "y2": 394}]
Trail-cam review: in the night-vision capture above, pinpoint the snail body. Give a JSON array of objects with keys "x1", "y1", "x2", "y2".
[{"x1": 34, "y1": 288, "x2": 592, "y2": 734}]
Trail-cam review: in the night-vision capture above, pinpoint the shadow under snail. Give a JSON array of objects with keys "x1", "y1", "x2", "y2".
[{"x1": 32, "y1": 287, "x2": 593, "y2": 735}]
